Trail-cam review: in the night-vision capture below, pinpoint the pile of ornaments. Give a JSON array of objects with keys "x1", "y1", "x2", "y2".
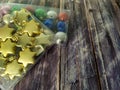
[
  {"x1": 34, "y1": 8, "x2": 69, "y2": 43},
  {"x1": 0, "y1": 4, "x2": 69, "y2": 80},
  {"x1": 0, "y1": 4, "x2": 69, "y2": 43},
  {"x1": 0, "y1": 5, "x2": 69, "y2": 46},
  {"x1": 0, "y1": 5, "x2": 55, "y2": 79}
]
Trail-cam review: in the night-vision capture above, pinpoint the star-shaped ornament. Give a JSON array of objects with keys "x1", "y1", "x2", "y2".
[
  {"x1": 18, "y1": 48, "x2": 36, "y2": 67},
  {"x1": 13, "y1": 9, "x2": 30, "y2": 26},
  {"x1": 3, "y1": 14, "x2": 13, "y2": 24},
  {"x1": 0, "y1": 39, "x2": 16, "y2": 57},
  {"x1": 0, "y1": 54, "x2": 6, "y2": 68},
  {"x1": 0, "y1": 25, "x2": 14, "y2": 41},
  {"x1": 3, "y1": 60, "x2": 23, "y2": 79},
  {"x1": 33, "y1": 45, "x2": 44, "y2": 56},
  {"x1": 16, "y1": 33, "x2": 35, "y2": 49},
  {"x1": 35, "y1": 33, "x2": 52, "y2": 45},
  {"x1": 23, "y1": 20, "x2": 41, "y2": 36}
]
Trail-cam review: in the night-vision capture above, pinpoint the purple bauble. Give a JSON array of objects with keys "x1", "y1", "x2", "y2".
[{"x1": 0, "y1": 5, "x2": 11, "y2": 16}]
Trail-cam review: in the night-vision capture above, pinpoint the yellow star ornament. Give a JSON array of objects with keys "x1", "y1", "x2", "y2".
[
  {"x1": 16, "y1": 33, "x2": 35, "y2": 48},
  {"x1": 0, "y1": 25, "x2": 14, "y2": 41},
  {"x1": 23, "y1": 20, "x2": 41, "y2": 36},
  {"x1": 3, "y1": 60, "x2": 23, "y2": 79},
  {"x1": 35, "y1": 33, "x2": 52, "y2": 45},
  {"x1": 34, "y1": 45, "x2": 44, "y2": 56},
  {"x1": 13, "y1": 9, "x2": 30, "y2": 26},
  {"x1": 0, "y1": 39, "x2": 16, "y2": 57},
  {"x1": 0, "y1": 55, "x2": 6, "y2": 68},
  {"x1": 18, "y1": 48, "x2": 36, "y2": 67}
]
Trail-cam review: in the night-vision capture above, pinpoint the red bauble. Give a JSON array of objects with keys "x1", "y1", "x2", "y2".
[
  {"x1": 58, "y1": 12, "x2": 68, "y2": 21},
  {"x1": 25, "y1": 6, "x2": 34, "y2": 13}
]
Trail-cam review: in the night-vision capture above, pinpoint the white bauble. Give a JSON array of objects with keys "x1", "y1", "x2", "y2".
[
  {"x1": 55, "y1": 32, "x2": 67, "y2": 44},
  {"x1": 47, "y1": 10, "x2": 57, "y2": 19}
]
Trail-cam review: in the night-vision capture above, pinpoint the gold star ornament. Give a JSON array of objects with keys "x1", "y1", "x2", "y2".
[
  {"x1": 0, "y1": 54, "x2": 6, "y2": 68},
  {"x1": 3, "y1": 14, "x2": 13, "y2": 24},
  {"x1": 0, "y1": 39, "x2": 16, "y2": 57},
  {"x1": 23, "y1": 20, "x2": 41, "y2": 36},
  {"x1": 35, "y1": 33, "x2": 52, "y2": 45},
  {"x1": 33, "y1": 45, "x2": 44, "y2": 56},
  {"x1": 18, "y1": 48, "x2": 36, "y2": 67},
  {"x1": 16, "y1": 33, "x2": 35, "y2": 49},
  {"x1": 0, "y1": 25, "x2": 14, "y2": 41},
  {"x1": 3, "y1": 60, "x2": 23, "y2": 79},
  {"x1": 13, "y1": 9, "x2": 31, "y2": 26}
]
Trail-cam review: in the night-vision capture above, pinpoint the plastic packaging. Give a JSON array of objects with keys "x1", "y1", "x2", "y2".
[
  {"x1": 0, "y1": 3, "x2": 70, "y2": 90},
  {"x1": 7, "y1": 3, "x2": 70, "y2": 43}
]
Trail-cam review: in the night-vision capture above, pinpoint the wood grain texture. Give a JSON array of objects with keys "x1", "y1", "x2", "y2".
[{"x1": 0, "y1": 0, "x2": 120, "y2": 90}]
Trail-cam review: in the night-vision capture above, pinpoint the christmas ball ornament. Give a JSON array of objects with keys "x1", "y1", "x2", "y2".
[
  {"x1": 35, "y1": 8, "x2": 47, "y2": 20},
  {"x1": 55, "y1": 32, "x2": 67, "y2": 44},
  {"x1": 44, "y1": 19, "x2": 54, "y2": 29},
  {"x1": 10, "y1": 5, "x2": 21, "y2": 13},
  {"x1": 47, "y1": 10, "x2": 57, "y2": 19},
  {"x1": 59, "y1": 12, "x2": 68, "y2": 21},
  {"x1": 57, "y1": 21, "x2": 66, "y2": 32},
  {"x1": 0, "y1": 5, "x2": 11, "y2": 15},
  {"x1": 25, "y1": 6, "x2": 34, "y2": 13}
]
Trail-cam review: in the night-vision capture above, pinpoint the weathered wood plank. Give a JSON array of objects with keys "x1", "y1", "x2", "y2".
[
  {"x1": 85, "y1": 0, "x2": 120, "y2": 90},
  {"x1": 96, "y1": 0, "x2": 120, "y2": 89},
  {"x1": 84, "y1": 0, "x2": 110, "y2": 89},
  {"x1": 60, "y1": 0, "x2": 100, "y2": 90}
]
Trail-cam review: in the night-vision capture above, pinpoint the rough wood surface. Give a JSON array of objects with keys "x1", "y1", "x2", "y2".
[{"x1": 0, "y1": 0, "x2": 120, "y2": 90}]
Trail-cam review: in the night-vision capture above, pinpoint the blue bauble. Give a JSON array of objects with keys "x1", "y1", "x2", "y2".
[
  {"x1": 57, "y1": 21, "x2": 66, "y2": 32},
  {"x1": 44, "y1": 19, "x2": 54, "y2": 29}
]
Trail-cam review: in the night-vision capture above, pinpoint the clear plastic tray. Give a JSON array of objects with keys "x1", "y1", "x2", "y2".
[{"x1": 0, "y1": 3, "x2": 70, "y2": 90}]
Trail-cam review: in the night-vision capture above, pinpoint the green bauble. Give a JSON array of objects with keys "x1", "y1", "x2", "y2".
[
  {"x1": 10, "y1": 6, "x2": 21, "y2": 13},
  {"x1": 35, "y1": 8, "x2": 47, "y2": 21}
]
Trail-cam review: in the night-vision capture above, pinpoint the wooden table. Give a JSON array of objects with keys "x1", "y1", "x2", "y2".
[{"x1": 1, "y1": 0, "x2": 120, "y2": 90}]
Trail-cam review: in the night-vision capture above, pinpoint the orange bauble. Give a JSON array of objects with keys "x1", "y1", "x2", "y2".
[{"x1": 59, "y1": 12, "x2": 68, "y2": 21}]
